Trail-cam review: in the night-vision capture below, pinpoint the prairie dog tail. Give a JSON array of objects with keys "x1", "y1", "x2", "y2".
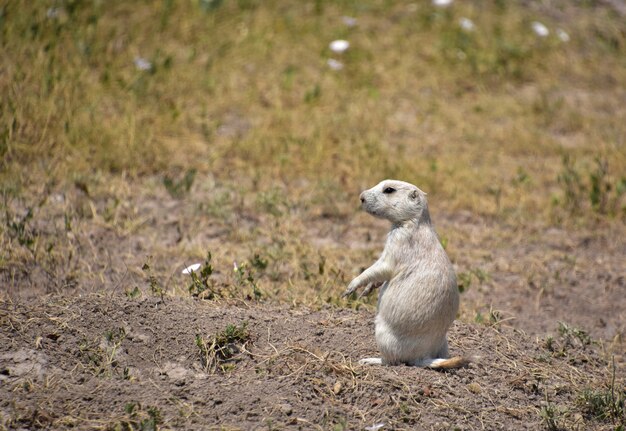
[
  {"x1": 419, "y1": 356, "x2": 470, "y2": 370},
  {"x1": 359, "y1": 356, "x2": 471, "y2": 369}
]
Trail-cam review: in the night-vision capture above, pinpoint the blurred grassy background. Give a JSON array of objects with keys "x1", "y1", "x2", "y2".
[{"x1": 2, "y1": 0, "x2": 625, "y2": 221}]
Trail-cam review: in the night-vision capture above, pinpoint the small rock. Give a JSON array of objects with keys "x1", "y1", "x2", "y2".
[
  {"x1": 129, "y1": 332, "x2": 151, "y2": 343},
  {"x1": 466, "y1": 382, "x2": 481, "y2": 394},
  {"x1": 161, "y1": 362, "x2": 189, "y2": 384},
  {"x1": 278, "y1": 403, "x2": 293, "y2": 415},
  {"x1": 341, "y1": 16, "x2": 357, "y2": 27},
  {"x1": 327, "y1": 58, "x2": 344, "y2": 71},
  {"x1": 531, "y1": 21, "x2": 549, "y2": 37},
  {"x1": 329, "y1": 40, "x2": 350, "y2": 54}
]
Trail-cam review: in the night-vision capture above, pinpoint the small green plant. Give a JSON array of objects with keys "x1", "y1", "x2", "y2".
[
  {"x1": 488, "y1": 307, "x2": 503, "y2": 325},
  {"x1": 579, "y1": 387, "x2": 626, "y2": 424},
  {"x1": 539, "y1": 401, "x2": 560, "y2": 431},
  {"x1": 512, "y1": 166, "x2": 531, "y2": 186},
  {"x1": 556, "y1": 154, "x2": 626, "y2": 217},
  {"x1": 163, "y1": 168, "x2": 196, "y2": 198},
  {"x1": 457, "y1": 271, "x2": 472, "y2": 293},
  {"x1": 256, "y1": 188, "x2": 287, "y2": 217},
  {"x1": 199, "y1": 0, "x2": 223, "y2": 12},
  {"x1": 473, "y1": 306, "x2": 505, "y2": 327},
  {"x1": 78, "y1": 339, "x2": 106, "y2": 375},
  {"x1": 473, "y1": 268, "x2": 489, "y2": 283},
  {"x1": 5, "y1": 207, "x2": 35, "y2": 249},
  {"x1": 557, "y1": 321, "x2": 591, "y2": 346},
  {"x1": 196, "y1": 322, "x2": 250, "y2": 373},
  {"x1": 300, "y1": 255, "x2": 326, "y2": 281},
  {"x1": 304, "y1": 83, "x2": 321, "y2": 103},
  {"x1": 105, "y1": 327, "x2": 126, "y2": 345},
  {"x1": 125, "y1": 286, "x2": 141, "y2": 299},
  {"x1": 250, "y1": 253, "x2": 268, "y2": 271},
  {"x1": 557, "y1": 154, "x2": 584, "y2": 214},
  {"x1": 539, "y1": 390, "x2": 570, "y2": 431},
  {"x1": 234, "y1": 261, "x2": 262, "y2": 300},
  {"x1": 457, "y1": 268, "x2": 489, "y2": 293},
  {"x1": 142, "y1": 259, "x2": 164, "y2": 300},
  {"x1": 200, "y1": 190, "x2": 233, "y2": 220},
  {"x1": 116, "y1": 403, "x2": 162, "y2": 431},
  {"x1": 596, "y1": 159, "x2": 626, "y2": 216},
  {"x1": 577, "y1": 359, "x2": 625, "y2": 424},
  {"x1": 188, "y1": 252, "x2": 216, "y2": 298},
  {"x1": 78, "y1": 328, "x2": 126, "y2": 377},
  {"x1": 102, "y1": 196, "x2": 120, "y2": 223},
  {"x1": 439, "y1": 235, "x2": 449, "y2": 250},
  {"x1": 474, "y1": 311, "x2": 484, "y2": 324}
]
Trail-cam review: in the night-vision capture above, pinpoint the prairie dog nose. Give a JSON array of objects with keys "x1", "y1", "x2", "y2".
[{"x1": 360, "y1": 192, "x2": 366, "y2": 204}]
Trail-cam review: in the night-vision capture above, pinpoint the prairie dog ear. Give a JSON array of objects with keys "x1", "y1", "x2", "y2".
[{"x1": 410, "y1": 189, "x2": 418, "y2": 200}]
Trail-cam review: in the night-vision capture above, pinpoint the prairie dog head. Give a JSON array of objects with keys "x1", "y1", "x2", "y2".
[{"x1": 359, "y1": 179, "x2": 429, "y2": 223}]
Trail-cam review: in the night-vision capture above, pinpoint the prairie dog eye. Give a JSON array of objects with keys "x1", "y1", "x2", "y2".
[{"x1": 383, "y1": 187, "x2": 396, "y2": 194}]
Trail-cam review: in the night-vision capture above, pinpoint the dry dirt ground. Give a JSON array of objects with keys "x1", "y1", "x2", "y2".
[
  {"x1": 0, "y1": 295, "x2": 622, "y2": 431},
  {"x1": 1, "y1": 179, "x2": 625, "y2": 430}
]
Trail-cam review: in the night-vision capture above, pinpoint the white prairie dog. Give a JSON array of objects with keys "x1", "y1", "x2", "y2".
[{"x1": 344, "y1": 180, "x2": 468, "y2": 369}]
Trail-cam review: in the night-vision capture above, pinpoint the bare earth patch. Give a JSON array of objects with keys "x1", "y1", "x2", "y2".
[{"x1": 1, "y1": 294, "x2": 623, "y2": 430}]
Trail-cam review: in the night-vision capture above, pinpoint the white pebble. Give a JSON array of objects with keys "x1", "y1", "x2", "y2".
[
  {"x1": 459, "y1": 17, "x2": 475, "y2": 31},
  {"x1": 134, "y1": 57, "x2": 152, "y2": 71},
  {"x1": 432, "y1": 0, "x2": 453, "y2": 7},
  {"x1": 46, "y1": 8, "x2": 61, "y2": 19},
  {"x1": 327, "y1": 58, "x2": 344, "y2": 71},
  {"x1": 329, "y1": 40, "x2": 350, "y2": 54},
  {"x1": 182, "y1": 263, "x2": 202, "y2": 275},
  {"x1": 556, "y1": 29, "x2": 570, "y2": 42},
  {"x1": 531, "y1": 21, "x2": 549, "y2": 37},
  {"x1": 341, "y1": 16, "x2": 357, "y2": 27}
]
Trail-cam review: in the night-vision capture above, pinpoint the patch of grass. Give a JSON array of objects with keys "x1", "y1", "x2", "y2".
[
  {"x1": 142, "y1": 259, "x2": 164, "y2": 300},
  {"x1": 457, "y1": 271, "x2": 473, "y2": 294},
  {"x1": 233, "y1": 261, "x2": 262, "y2": 301},
  {"x1": 249, "y1": 253, "x2": 269, "y2": 271},
  {"x1": 457, "y1": 268, "x2": 489, "y2": 293},
  {"x1": 557, "y1": 321, "x2": 591, "y2": 347},
  {"x1": 125, "y1": 286, "x2": 141, "y2": 299},
  {"x1": 197, "y1": 189, "x2": 233, "y2": 221},
  {"x1": 163, "y1": 168, "x2": 196, "y2": 199},
  {"x1": 539, "y1": 401, "x2": 562, "y2": 431},
  {"x1": 114, "y1": 403, "x2": 162, "y2": 431},
  {"x1": 184, "y1": 251, "x2": 271, "y2": 301},
  {"x1": 4, "y1": 207, "x2": 35, "y2": 250},
  {"x1": 473, "y1": 306, "x2": 507, "y2": 327},
  {"x1": 196, "y1": 322, "x2": 250, "y2": 373},
  {"x1": 542, "y1": 322, "x2": 595, "y2": 359},
  {"x1": 579, "y1": 387, "x2": 626, "y2": 424},
  {"x1": 577, "y1": 359, "x2": 626, "y2": 425},
  {"x1": 77, "y1": 328, "x2": 126, "y2": 377},
  {"x1": 187, "y1": 251, "x2": 216, "y2": 298},
  {"x1": 555, "y1": 154, "x2": 626, "y2": 218},
  {"x1": 2, "y1": 1, "x2": 625, "y2": 226},
  {"x1": 256, "y1": 187, "x2": 289, "y2": 217}
]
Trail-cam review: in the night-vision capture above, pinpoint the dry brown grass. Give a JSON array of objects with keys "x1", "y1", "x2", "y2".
[{"x1": 2, "y1": 1, "x2": 625, "y2": 221}]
